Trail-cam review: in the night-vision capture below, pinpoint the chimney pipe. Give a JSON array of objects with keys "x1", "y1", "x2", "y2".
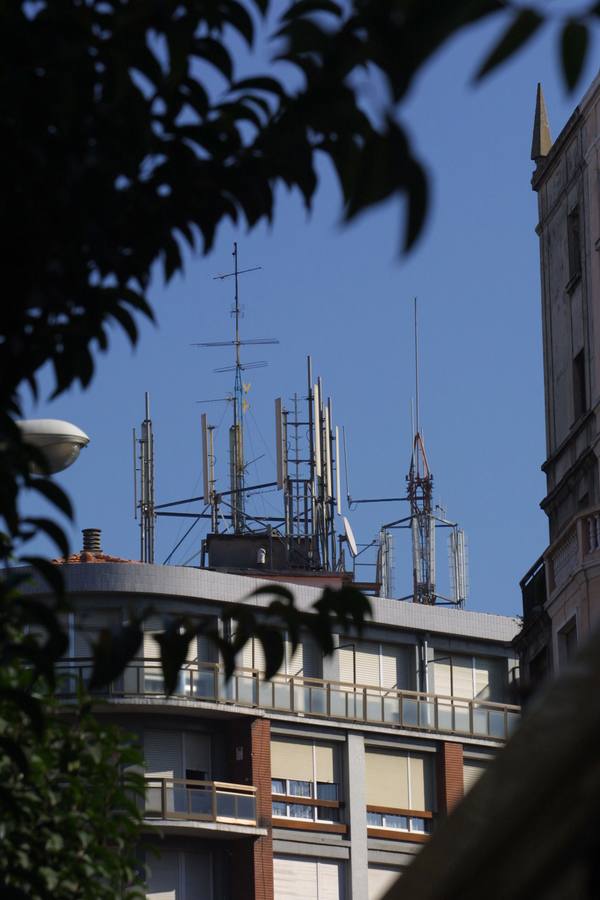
[{"x1": 82, "y1": 528, "x2": 102, "y2": 554}]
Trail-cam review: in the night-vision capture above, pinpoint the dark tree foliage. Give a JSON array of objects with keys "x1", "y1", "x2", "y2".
[
  {"x1": 0, "y1": 2, "x2": 597, "y2": 892},
  {"x1": 0, "y1": 657, "x2": 144, "y2": 899}
]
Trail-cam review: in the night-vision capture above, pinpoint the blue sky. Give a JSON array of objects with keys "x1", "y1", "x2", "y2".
[{"x1": 22, "y1": 11, "x2": 600, "y2": 617}]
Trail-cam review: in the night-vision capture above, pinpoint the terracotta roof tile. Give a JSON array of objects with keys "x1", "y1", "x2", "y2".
[{"x1": 52, "y1": 550, "x2": 139, "y2": 566}]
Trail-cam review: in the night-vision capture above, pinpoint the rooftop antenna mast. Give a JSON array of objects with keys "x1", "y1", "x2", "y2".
[
  {"x1": 133, "y1": 392, "x2": 155, "y2": 563},
  {"x1": 408, "y1": 298, "x2": 436, "y2": 604},
  {"x1": 193, "y1": 242, "x2": 278, "y2": 533}
]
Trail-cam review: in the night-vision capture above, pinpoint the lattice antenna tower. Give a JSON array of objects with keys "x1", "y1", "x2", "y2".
[
  {"x1": 192, "y1": 242, "x2": 278, "y2": 533},
  {"x1": 274, "y1": 357, "x2": 341, "y2": 572}
]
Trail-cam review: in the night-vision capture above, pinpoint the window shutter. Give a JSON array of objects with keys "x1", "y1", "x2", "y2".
[
  {"x1": 270, "y1": 739, "x2": 313, "y2": 782},
  {"x1": 185, "y1": 852, "x2": 211, "y2": 896},
  {"x1": 184, "y1": 733, "x2": 211, "y2": 778},
  {"x1": 337, "y1": 644, "x2": 354, "y2": 685},
  {"x1": 143, "y1": 616, "x2": 163, "y2": 661},
  {"x1": 365, "y1": 751, "x2": 409, "y2": 809},
  {"x1": 463, "y1": 759, "x2": 487, "y2": 794},
  {"x1": 144, "y1": 730, "x2": 182, "y2": 780},
  {"x1": 285, "y1": 636, "x2": 304, "y2": 677},
  {"x1": 317, "y1": 860, "x2": 344, "y2": 900},
  {"x1": 432, "y1": 654, "x2": 452, "y2": 696},
  {"x1": 452, "y1": 655, "x2": 474, "y2": 700},
  {"x1": 474, "y1": 657, "x2": 506, "y2": 702},
  {"x1": 302, "y1": 635, "x2": 323, "y2": 679},
  {"x1": 408, "y1": 753, "x2": 433, "y2": 811},
  {"x1": 315, "y1": 744, "x2": 335, "y2": 784},
  {"x1": 368, "y1": 867, "x2": 401, "y2": 900},
  {"x1": 274, "y1": 857, "x2": 318, "y2": 898},
  {"x1": 253, "y1": 637, "x2": 266, "y2": 674},
  {"x1": 380, "y1": 643, "x2": 412, "y2": 690},
  {"x1": 74, "y1": 609, "x2": 120, "y2": 658},
  {"x1": 146, "y1": 850, "x2": 178, "y2": 900},
  {"x1": 355, "y1": 641, "x2": 380, "y2": 687}
]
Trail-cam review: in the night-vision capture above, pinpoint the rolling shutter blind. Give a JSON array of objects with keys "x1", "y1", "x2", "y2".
[
  {"x1": 463, "y1": 759, "x2": 487, "y2": 794},
  {"x1": 185, "y1": 852, "x2": 211, "y2": 897},
  {"x1": 274, "y1": 856, "x2": 317, "y2": 898},
  {"x1": 144, "y1": 616, "x2": 163, "y2": 661},
  {"x1": 337, "y1": 645, "x2": 354, "y2": 685},
  {"x1": 475, "y1": 657, "x2": 506, "y2": 701},
  {"x1": 184, "y1": 733, "x2": 211, "y2": 777},
  {"x1": 253, "y1": 637, "x2": 266, "y2": 674},
  {"x1": 315, "y1": 744, "x2": 334, "y2": 783},
  {"x1": 380, "y1": 643, "x2": 412, "y2": 690},
  {"x1": 146, "y1": 850, "x2": 178, "y2": 900},
  {"x1": 368, "y1": 867, "x2": 401, "y2": 900},
  {"x1": 355, "y1": 641, "x2": 380, "y2": 686},
  {"x1": 74, "y1": 609, "x2": 120, "y2": 658},
  {"x1": 236, "y1": 637, "x2": 253, "y2": 671},
  {"x1": 271, "y1": 740, "x2": 313, "y2": 782},
  {"x1": 317, "y1": 861, "x2": 344, "y2": 900},
  {"x1": 302, "y1": 635, "x2": 323, "y2": 679},
  {"x1": 273, "y1": 857, "x2": 343, "y2": 900},
  {"x1": 285, "y1": 636, "x2": 304, "y2": 677},
  {"x1": 365, "y1": 751, "x2": 409, "y2": 808},
  {"x1": 144, "y1": 731, "x2": 182, "y2": 779},
  {"x1": 408, "y1": 753, "x2": 433, "y2": 811},
  {"x1": 432, "y1": 655, "x2": 452, "y2": 697},
  {"x1": 452, "y1": 656, "x2": 474, "y2": 700}
]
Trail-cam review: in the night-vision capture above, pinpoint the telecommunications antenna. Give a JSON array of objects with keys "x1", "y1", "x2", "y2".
[{"x1": 342, "y1": 516, "x2": 358, "y2": 558}]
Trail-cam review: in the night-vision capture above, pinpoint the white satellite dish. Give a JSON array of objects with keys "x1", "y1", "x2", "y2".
[
  {"x1": 342, "y1": 515, "x2": 358, "y2": 558},
  {"x1": 17, "y1": 419, "x2": 90, "y2": 474}
]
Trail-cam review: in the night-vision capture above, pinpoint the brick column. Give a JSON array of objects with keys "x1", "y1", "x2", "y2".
[
  {"x1": 437, "y1": 741, "x2": 464, "y2": 815},
  {"x1": 251, "y1": 718, "x2": 274, "y2": 900},
  {"x1": 229, "y1": 717, "x2": 273, "y2": 900}
]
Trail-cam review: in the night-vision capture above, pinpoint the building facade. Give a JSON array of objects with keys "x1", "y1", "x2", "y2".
[
  {"x1": 519, "y1": 74, "x2": 600, "y2": 690},
  {"x1": 28, "y1": 536, "x2": 520, "y2": 899}
]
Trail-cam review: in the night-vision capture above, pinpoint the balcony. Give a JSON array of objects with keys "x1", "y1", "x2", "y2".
[
  {"x1": 58, "y1": 659, "x2": 520, "y2": 742},
  {"x1": 545, "y1": 504, "x2": 600, "y2": 599},
  {"x1": 143, "y1": 777, "x2": 263, "y2": 837},
  {"x1": 145, "y1": 777, "x2": 256, "y2": 823}
]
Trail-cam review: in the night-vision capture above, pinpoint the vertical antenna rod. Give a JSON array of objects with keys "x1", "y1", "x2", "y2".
[
  {"x1": 138, "y1": 392, "x2": 155, "y2": 563},
  {"x1": 193, "y1": 244, "x2": 275, "y2": 535},
  {"x1": 414, "y1": 296, "x2": 420, "y2": 438}
]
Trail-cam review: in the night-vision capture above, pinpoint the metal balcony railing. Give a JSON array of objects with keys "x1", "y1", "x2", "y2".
[
  {"x1": 144, "y1": 777, "x2": 257, "y2": 825},
  {"x1": 57, "y1": 659, "x2": 520, "y2": 742}
]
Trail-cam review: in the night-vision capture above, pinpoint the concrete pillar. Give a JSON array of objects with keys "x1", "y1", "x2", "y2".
[{"x1": 345, "y1": 732, "x2": 368, "y2": 899}]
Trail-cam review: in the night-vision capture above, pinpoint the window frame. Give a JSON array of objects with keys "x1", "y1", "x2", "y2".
[{"x1": 271, "y1": 777, "x2": 340, "y2": 823}]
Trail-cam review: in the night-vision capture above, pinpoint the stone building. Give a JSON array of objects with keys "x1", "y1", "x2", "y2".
[
  {"x1": 518, "y1": 73, "x2": 600, "y2": 690},
  {"x1": 28, "y1": 530, "x2": 520, "y2": 899}
]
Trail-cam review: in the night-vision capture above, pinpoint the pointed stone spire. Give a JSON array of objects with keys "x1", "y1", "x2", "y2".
[{"x1": 531, "y1": 83, "x2": 553, "y2": 164}]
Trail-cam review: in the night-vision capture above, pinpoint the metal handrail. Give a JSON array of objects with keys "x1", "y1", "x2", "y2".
[
  {"x1": 144, "y1": 776, "x2": 257, "y2": 824},
  {"x1": 57, "y1": 658, "x2": 521, "y2": 742}
]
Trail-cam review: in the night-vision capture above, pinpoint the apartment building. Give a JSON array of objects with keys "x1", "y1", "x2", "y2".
[
  {"x1": 28, "y1": 534, "x2": 520, "y2": 900},
  {"x1": 518, "y1": 73, "x2": 600, "y2": 689}
]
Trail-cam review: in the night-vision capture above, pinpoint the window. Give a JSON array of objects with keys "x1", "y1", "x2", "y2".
[
  {"x1": 529, "y1": 646, "x2": 549, "y2": 688},
  {"x1": 270, "y1": 739, "x2": 341, "y2": 824},
  {"x1": 558, "y1": 618, "x2": 577, "y2": 669},
  {"x1": 463, "y1": 758, "x2": 487, "y2": 794},
  {"x1": 365, "y1": 749, "x2": 434, "y2": 836},
  {"x1": 432, "y1": 653, "x2": 506, "y2": 702},
  {"x1": 573, "y1": 350, "x2": 587, "y2": 420},
  {"x1": 337, "y1": 639, "x2": 413, "y2": 690},
  {"x1": 567, "y1": 206, "x2": 581, "y2": 281}
]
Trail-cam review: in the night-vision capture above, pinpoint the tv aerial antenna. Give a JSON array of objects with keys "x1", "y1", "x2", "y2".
[{"x1": 191, "y1": 242, "x2": 279, "y2": 533}]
